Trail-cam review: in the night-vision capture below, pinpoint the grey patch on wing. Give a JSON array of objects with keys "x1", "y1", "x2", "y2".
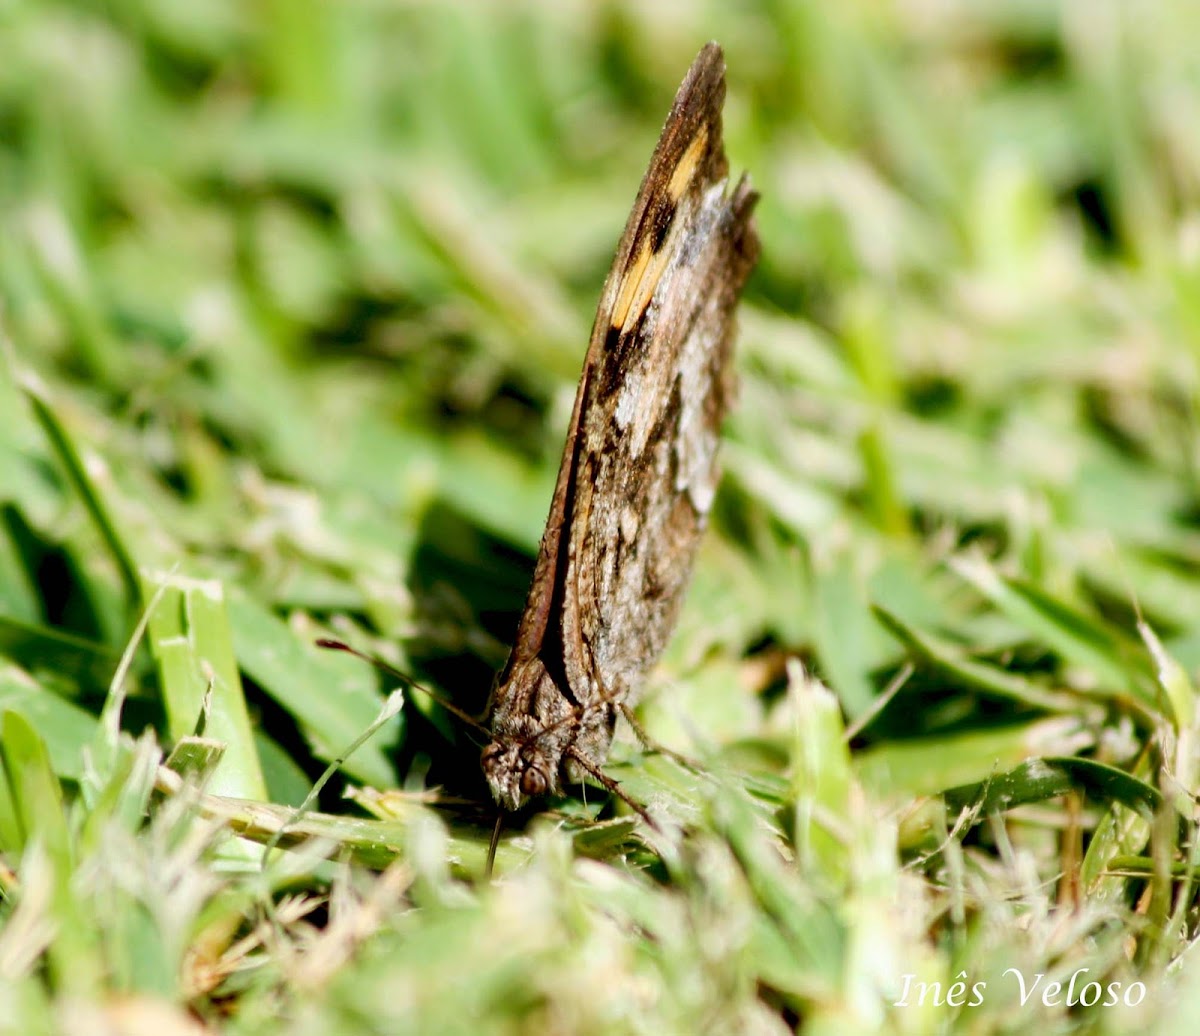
[{"x1": 564, "y1": 174, "x2": 758, "y2": 709}]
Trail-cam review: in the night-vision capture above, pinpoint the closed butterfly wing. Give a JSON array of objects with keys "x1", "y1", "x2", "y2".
[{"x1": 483, "y1": 43, "x2": 759, "y2": 811}]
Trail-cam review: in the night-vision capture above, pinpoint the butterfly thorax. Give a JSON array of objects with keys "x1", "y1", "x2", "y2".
[{"x1": 481, "y1": 656, "x2": 617, "y2": 811}]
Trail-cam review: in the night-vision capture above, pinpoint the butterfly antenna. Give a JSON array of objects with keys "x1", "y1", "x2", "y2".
[
  {"x1": 486, "y1": 810, "x2": 504, "y2": 878},
  {"x1": 316, "y1": 638, "x2": 490, "y2": 738}
]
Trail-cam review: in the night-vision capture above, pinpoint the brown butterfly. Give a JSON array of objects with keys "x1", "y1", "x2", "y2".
[{"x1": 480, "y1": 42, "x2": 759, "y2": 817}]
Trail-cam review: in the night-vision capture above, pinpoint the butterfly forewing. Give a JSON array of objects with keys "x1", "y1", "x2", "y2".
[{"x1": 482, "y1": 42, "x2": 759, "y2": 812}]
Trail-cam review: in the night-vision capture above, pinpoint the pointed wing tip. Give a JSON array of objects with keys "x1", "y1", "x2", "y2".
[
  {"x1": 690, "y1": 41, "x2": 727, "y2": 85},
  {"x1": 666, "y1": 42, "x2": 728, "y2": 136}
]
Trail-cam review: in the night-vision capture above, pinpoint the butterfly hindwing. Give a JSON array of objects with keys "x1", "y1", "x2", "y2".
[{"x1": 483, "y1": 43, "x2": 758, "y2": 811}]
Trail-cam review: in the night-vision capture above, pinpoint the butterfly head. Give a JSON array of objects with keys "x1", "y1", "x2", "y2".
[{"x1": 480, "y1": 735, "x2": 556, "y2": 811}]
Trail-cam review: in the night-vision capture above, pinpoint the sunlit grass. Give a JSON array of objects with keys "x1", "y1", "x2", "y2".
[{"x1": 2, "y1": 1, "x2": 1200, "y2": 1032}]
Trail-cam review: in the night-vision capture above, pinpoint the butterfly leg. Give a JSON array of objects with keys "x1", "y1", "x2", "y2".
[
  {"x1": 588, "y1": 669, "x2": 697, "y2": 771},
  {"x1": 564, "y1": 746, "x2": 661, "y2": 833},
  {"x1": 617, "y1": 702, "x2": 702, "y2": 774}
]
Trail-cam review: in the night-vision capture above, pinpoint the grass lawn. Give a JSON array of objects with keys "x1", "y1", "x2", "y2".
[{"x1": 2, "y1": 2, "x2": 1200, "y2": 1033}]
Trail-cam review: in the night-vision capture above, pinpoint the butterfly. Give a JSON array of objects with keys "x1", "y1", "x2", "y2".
[{"x1": 480, "y1": 42, "x2": 759, "y2": 818}]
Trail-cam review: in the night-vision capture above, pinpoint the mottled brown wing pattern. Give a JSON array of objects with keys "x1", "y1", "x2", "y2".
[{"x1": 482, "y1": 43, "x2": 759, "y2": 811}]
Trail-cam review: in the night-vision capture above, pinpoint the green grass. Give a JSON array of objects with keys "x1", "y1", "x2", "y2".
[{"x1": 3, "y1": 1, "x2": 1200, "y2": 1032}]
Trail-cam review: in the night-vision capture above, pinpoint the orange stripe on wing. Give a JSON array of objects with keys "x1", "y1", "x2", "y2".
[{"x1": 607, "y1": 129, "x2": 709, "y2": 338}]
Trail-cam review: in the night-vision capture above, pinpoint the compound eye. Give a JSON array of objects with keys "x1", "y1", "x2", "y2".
[{"x1": 520, "y1": 766, "x2": 548, "y2": 798}]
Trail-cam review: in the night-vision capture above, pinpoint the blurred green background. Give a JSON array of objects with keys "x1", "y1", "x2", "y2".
[{"x1": 3, "y1": 1, "x2": 1200, "y2": 1031}]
